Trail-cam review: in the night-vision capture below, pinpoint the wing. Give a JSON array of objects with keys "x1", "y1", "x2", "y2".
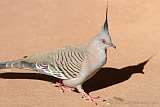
[{"x1": 22, "y1": 45, "x2": 86, "y2": 80}]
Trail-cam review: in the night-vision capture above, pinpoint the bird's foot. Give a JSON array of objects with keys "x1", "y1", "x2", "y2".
[
  {"x1": 82, "y1": 92, "x2": 106, "y2": 104},
  {"x1": 55, "y1": 82, "x2": 72, "y2": 92},
  {"x1": 54, "y1": 79, "x2": 73, "y2": 92}
]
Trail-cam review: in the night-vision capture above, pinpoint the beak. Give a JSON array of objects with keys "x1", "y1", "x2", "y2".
[{"x1": 110, "y1": 43, "x2": 116, "y2": 49}]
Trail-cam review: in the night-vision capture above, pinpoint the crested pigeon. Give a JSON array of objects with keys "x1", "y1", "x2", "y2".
[{"x1": 0, "y1": 7, "x2": 116, "y2": 103}]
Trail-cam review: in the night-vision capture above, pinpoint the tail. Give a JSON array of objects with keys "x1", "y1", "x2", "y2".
[
  {"x1": 0, "y1": 60, "x2": 22, "y2": 69},
  {"x1": 0, "y1": 60, "x2": 37, "y2": 71}
]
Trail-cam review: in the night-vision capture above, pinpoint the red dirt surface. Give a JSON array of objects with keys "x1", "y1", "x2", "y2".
[{"x1": 0, "y1": 0, "x2": 160, "y2": 107}]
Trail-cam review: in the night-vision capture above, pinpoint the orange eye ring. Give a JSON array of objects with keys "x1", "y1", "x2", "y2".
[{"x1": 101, "y1": 39, "x2": 107, "y2": 44}]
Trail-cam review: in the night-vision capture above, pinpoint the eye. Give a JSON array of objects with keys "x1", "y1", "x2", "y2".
[{"x1": 101, "y1": 39, "x2": 107, "y2": 44}]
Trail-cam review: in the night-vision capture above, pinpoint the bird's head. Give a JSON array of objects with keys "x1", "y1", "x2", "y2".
[{"x1": 90, "y1": 5, "x2": 116, "y2": 50}]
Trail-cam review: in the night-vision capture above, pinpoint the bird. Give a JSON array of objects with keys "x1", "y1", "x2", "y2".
[{"x1": 0, "y1": 6, "x2": 116, "y2": 103}]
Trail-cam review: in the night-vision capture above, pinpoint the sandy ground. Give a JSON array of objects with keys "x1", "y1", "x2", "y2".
[{"x1": 0, "y1": 0, "x2": 160, "y2": 107}]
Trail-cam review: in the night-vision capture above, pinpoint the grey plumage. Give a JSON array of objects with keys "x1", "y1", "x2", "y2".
[
  {"x1": 0, "y1": 60, "x2": 37, "y2": 71},
  {"x1": 0, "y1": 45, "x2": 87, "y2": 79}
]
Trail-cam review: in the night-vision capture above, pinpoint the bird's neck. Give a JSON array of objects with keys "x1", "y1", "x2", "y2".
[{"x1": 86, "y1": 44, "x2": 107, "y2": 66}]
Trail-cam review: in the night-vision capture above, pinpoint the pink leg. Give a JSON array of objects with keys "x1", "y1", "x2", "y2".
[
  {"x1": 55, "y1": 79, "x2": 72, "y2": 92},
  {"x1": 82, "y1": 92, "x2": 106, "y2": 103}
]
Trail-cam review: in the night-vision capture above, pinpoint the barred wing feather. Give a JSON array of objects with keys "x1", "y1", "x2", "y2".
[
  {"x1": 23, "y1": 45, "x2": 86, "y2": 80},
  {"x1": 36, "y1": 60, "x2": 68, "y2": 79}
]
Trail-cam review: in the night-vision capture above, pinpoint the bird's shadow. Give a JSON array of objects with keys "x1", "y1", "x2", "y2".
[
  {"x1": 0, "y1": 57, "x2": 151, "y2": 93},
  {"x1": 83, "y1": 59, "x2": 149, "y2": 93}
]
